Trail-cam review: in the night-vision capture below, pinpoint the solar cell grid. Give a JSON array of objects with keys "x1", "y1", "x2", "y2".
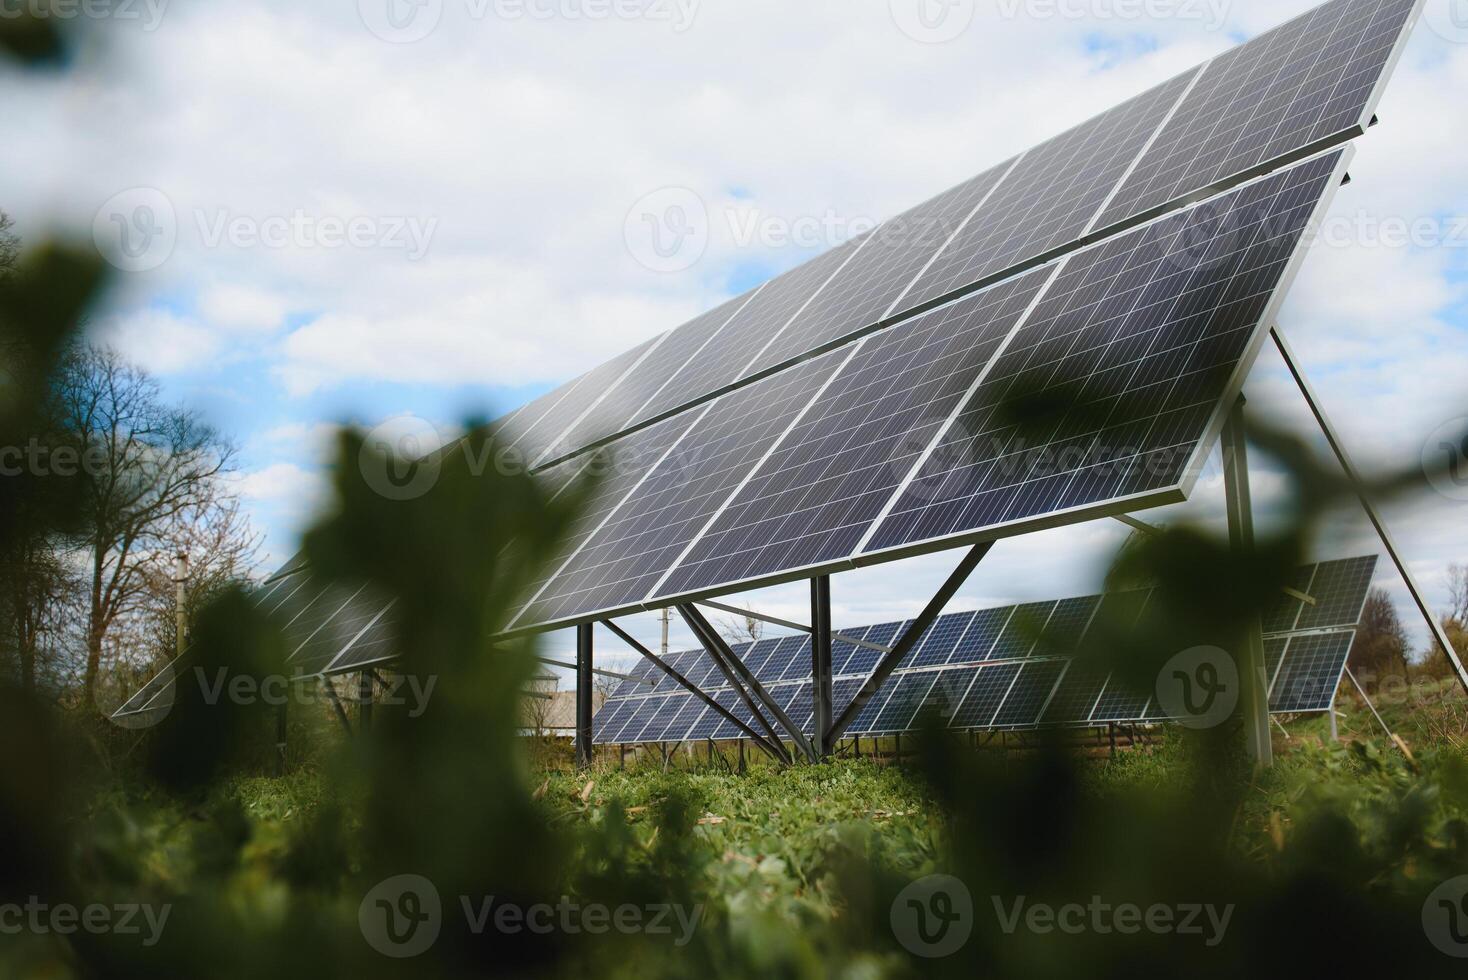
[
  {"x1": 749, "y1": 159, "x2": 1017, "y2": 373},
  {"x1": 898, "y1": 68, "x2": 1200, "y2": 314},
  {"x1": 1272, "y1": 632, "x2": 1353, "y2": 712},
  {"x1": 508, "y1": 336, "x2": 664, "y2": 461},
  {"x1": 952, "y1": 663, "x2": 1023, "y2": 729},
  {"x1": 1295, "y1": 555, "x2": 1377, "y2": 630},
  {"x1": 510, "y1": 414, "x2": 700, "y2": 630},
  {"x1": 951, "y1": 606, "x2": 1011, "y2": 663},
  {"x1": 992, "y1": 660, "x2": 1069, "y2": 727},
  {"x1": 909, "y1": 611, "x2": 978, "y2": 668},
  {"x1": 514, "y1": 352, "x2": 848, "y2": 630},
  {"x1": 654, "y1": 268, "x2": 1054, "y2": 601},
  {"x1": 870, "y1": 673, "x2": 940, "y2": 733},
  {"x1": 1097, "y1": 0, "x2": 1416, "y2": 229},
  {"x1": 1039, "y1": 660, "x2": 1111, "y2": 724},
  {"x1": 926, "y1": 666, "x2": 979, "y2": 723},
  {"x1": 626, "y1": 235, "x2": 870, "y2": 432},
  {"x1": 548, "y1": 292, "x2": 762, "y2": 462},
  {"x1": 864, "y1": 149, "x2": 1348, "y2": 558}
]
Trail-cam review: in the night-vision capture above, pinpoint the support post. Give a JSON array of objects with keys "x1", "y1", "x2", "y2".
[
  {"x1": 602, "y1": 619, "x2": 789, "y2": 763},
  {"x1": 1221, "y1": 397, "x2": 1274, "y2": 768},
  {"x1": 1272, "y1": 326, "x2": 1468, "y2": 696},
  {"x1": 810, "y1": 576, "x2": 834, "y2": 760},
  {"x1": 275, "y1": 700, "x2": 288, "y2": 776},
  {"x1": 576, "y1": 622, "x2": 594, "y2": 770},
  {"x1": 358, "y1": 671, "x2": 373, "y2": 732},
  {"x1": 826, "y1": 542, "x2": 993, "y2": 745},
  {"x1": 681, "y1": 604, "x2": 816, "y2": 762}
]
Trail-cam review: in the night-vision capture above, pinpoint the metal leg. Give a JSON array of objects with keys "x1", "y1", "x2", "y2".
[
  {"x1": 1272, "y1": 326, "x2": 1468, "y2": 696},
  {"x1": 576, "y1": 623, "x2": 594, "y2": 770},
  {"x1": 810, "y1": 576, "x2": 833, "y2": 759},
  {"x1": 1221, "y1": 397, "x2": 1274, "y2": 768},
  {"x1": 358, "y1": 671, "x2": 374, "y2": 732},
  {"x1": 827, "y1": 542, "x2": 993, "y2": 745},
  {"x1": 275, "y1": 699, "x2": 288, "y2": 776},
  {"x1": 680, "y1": 604, "x2": 816, "y2": 762},
  {"x1": 602, "y1": 619, "x2": 787, "y2": 761}
]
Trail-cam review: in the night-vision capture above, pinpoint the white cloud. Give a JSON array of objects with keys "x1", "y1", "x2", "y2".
[
  {"x1": 199, "y1": 283, "x2": 288, "y2": 333},
  {"x1": 92, "y1": 308, "x2": 220, "y2": 375}
]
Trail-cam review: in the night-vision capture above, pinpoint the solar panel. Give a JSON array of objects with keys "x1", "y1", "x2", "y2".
[
  {"x1": 541, "y1": 292, "x2": 762, "y2": 465},
  {"x1": 503, "y1": 334, "x2": 665, "y2": 463},
  {"x1": 862, "y1": 149, "x2": 1350, "y2": 561},
  {"x1": 651, "y1": 268, "x2": 1054, "y2": 600},
  {"x1": 509, "y1": 351, "x2": 848, "y2": 631},
  {"x1": 620, "y1": 235, "x2": 870, "y2": 430},
  {"x1": 746, "y1": 159, "x2": 1017, "y2": 373},
  {"x1": 508, "y1": 413, "x2": 702, "y2": 629},
  {"x1": 896, "y1": 68, "x2": 1200, "y2": 314},
  {"x1": 590, "y1": 556, "x2": 1377, "y2": 743},
  {"x1": 1271, "y1": 631, "x2": 1356, "y2": 712},
  {"x1": 1094, "y1": 0, "x2": 1419, "y2": 231}
]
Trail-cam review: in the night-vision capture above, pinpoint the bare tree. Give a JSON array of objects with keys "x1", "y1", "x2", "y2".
[
  {"x1": 1349, "y1": 588, "x2": 1411, "y2": 687},
  {"x1": 1446, "y1": 563, "x2": 1468, "y2": 624},
  {"x1": 0, "y1": 210, "x2": 17, "y2": 278},
  {"x1": 51, "y1": 345, "x2": 242, "y2": 703},
  {"x1": 714, "y1": 603, "x2": 763, "y2": 645}
]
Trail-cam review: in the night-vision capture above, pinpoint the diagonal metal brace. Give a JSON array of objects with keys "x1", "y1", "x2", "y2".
[
  {"x1": 602, "y1": 619, "x2": 789, "y2": 763},
  {"x1": 826, "y1": 541, "x2": 993, "y2": 745},
  {"x1": 1272, "y1": 325, "x2": 1468, "y2": 696},
  {"x1": 679, "y1": 604, "x2": 817, "y2": 763}
]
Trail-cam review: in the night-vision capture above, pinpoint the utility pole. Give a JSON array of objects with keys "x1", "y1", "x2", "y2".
[
  {"x1": 660, "y1": 607, "x2": 670, "y2": 658},
  {"x1": 172, "y1": 552, "x2": 189, "y2": 658}
]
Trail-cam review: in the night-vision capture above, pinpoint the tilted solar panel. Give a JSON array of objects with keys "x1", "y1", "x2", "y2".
[{"x1": 498, "y1": 0, "x2": 1418, "y2": 470}]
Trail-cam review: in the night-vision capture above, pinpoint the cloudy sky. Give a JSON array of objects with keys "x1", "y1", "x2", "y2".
[{"x1": 4, "y1": 0, "x2": 1467, "y2": 677}]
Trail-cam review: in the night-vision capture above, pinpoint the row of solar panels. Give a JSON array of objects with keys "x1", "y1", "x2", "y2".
[
  {"x1": 110, "y1": 564, "x2": 400, "y2": 723},
  {"x1": 508, "y1": 147, "x2": 1356, "y2": 633},
  {"x1": 593, "y1": 630, "x2": 1356, "y2": 744},
  {"x1": 497, "y1": 0, "x2": 1419, "y2": 474},
  {"x1": 592, "y1": 555, "x2": 1377, "y2": 744}
]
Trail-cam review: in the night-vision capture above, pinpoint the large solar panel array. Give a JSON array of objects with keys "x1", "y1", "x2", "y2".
[
  {"x1": 518, "y1": 0, "x2": 1420, "y2": 472},
  {"x1": 592, "y1": 556, "x2": 1377, "y2": 744},
  {"x1": 509, "y1": 146, "x2": 1355, "y2": 633}
]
